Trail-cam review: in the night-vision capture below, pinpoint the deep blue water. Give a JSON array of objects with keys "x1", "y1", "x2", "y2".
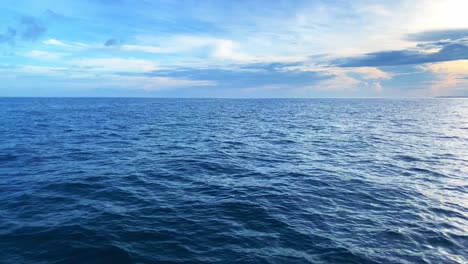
[{"x1": 0, "y1": 98, "x2": 467, "y2": 264}]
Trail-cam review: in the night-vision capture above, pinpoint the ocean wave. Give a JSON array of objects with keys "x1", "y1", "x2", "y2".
[{"x1": 0, "y1": 98, "x2": 467, "y2": 263}]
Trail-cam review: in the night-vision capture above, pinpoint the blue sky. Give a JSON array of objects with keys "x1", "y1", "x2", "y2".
[{"x1": 1, "y1": 0, "x2": 467, "y2": 97}]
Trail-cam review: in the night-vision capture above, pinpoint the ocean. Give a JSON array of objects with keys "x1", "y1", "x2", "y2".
[{"x1": 0, "y1": 98, "x2": 466, "y2": 263}]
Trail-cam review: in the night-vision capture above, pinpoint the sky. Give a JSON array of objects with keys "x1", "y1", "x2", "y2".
[{"x1": 0, "y1": 0, "x2": 468, "y2": 97}]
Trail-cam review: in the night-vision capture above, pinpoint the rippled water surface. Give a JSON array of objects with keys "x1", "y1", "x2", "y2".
[{"x1": 0, "y1": 98, "x2": 467, "y2": 263}]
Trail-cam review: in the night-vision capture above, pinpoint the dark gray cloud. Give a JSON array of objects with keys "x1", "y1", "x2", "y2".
[
  {"x1": 104, "y1": 38, "x2": 119, "y2": 46},
  {"x1": 416, "y1": 41, "x2": 451, "y2": 50},
  {"x1": 332, "y1": 29, "x2": 468, "y2": 67},
  {"x1": 408, "y1": 29, "x2": 468, "y2": 42},
  {"x1": 334, "y1": 42, "x2": 468, "y2": 67}
]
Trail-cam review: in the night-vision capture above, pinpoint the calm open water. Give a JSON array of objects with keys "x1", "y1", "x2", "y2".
[{"x1": 0, "y1": 98, "x2": 467, "y2": 263}]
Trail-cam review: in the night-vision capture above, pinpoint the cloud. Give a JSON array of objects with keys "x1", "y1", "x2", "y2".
[
  {"x1": 43, "y1": 39, "x2": 90, "y2": 50},
  {"x1": 314, "y1": 68, "x2": 389, "y2": 92},
  {"x1": 328, "y1": 67, "x2": 389, "y2": 92},
  {"x1": 0, "y1": 27, "x2": 16, "y2": 44},
  {"x1": 51, "y1": 75, "x2": 215, "y2": 91},
  {"x1": 425, "y1": 60, "x2": 468, "y2": 75},
  {"x1": 115, "y1": 61, "x2": 394, "y2": 94},
  {"x1": 99, "y1": 0, "x2": 123, "y2": 4},
  {"x1": 408, "y1": 29, "x2": 468, "y2": 42},
  {"x1": 121, "y1": 45, "x2": 165, "y2": 53},
  {"x1": 420, "y1": 60, "x2": 468, "y2": 95},
  {"x1": 3, "y1": 1, "x2": 468, "y2": 97},
  {"x1": 146, "y1": 63, "x2": 331, "y2": 88},
  {"x1": 43, "y1": 39, "x2": 68, "y2": 46},
  {"x1": 210, "y1": 39, "x2": 252, "y2": 62},
  {"x1": 122, "y1": 35, "x2": 306, "y2": 63},
  {"x1": 71, "y1": 58, "x2": 158, "y2": 72},
  {"x1": 346, "y1": 67, "x2": 392, "y2": 79},
  {"x1": 313, "y1": 74, "x2": 361, "y2": 91},
  {"x1": 287, "y1": 65, "x2": 392, "y2": 80},
  {"x1": 18, "y1": 65, "x2": 69, "y2": 76},
  {"x1": 0, "y1": 16, "x2": 47, "y2": 45},
  {"x1": 0, "y1": 64, "x2": 215, "y2": 93},
  {"x1": 24, "y1": 50, "x2": 65, "y2": 60},
  {"x1": 280, "y1": 63, "x2": 392, "y2": 93},
  {"x1": 0, "y1": 64, "x2": 18, "y2": 69},
  {"x1": 333, "y1": 28, "x2": 468, "y2": 68},
  {"x1": 104, "y1": 38, "x2": 119, "y2": 46},
  {"x1": 138, "y1": 77, "x2": 215, "y2": 91},
  {"x1": 19, "y1": 16, "x2": 47, "y2": 41},
  {"x1": 44, "y1": 9, "x2": 64, "y2": 20},
  {"x1": 334, "y1": 43, "x2": 468, "y2": 67}
]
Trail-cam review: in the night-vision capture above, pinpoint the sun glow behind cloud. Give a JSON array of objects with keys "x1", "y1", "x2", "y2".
[{"x1": 411, "y1": 0, "x2": 468, "y2": 31}]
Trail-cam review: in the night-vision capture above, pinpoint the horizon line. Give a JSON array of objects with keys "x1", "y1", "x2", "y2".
[{"x1": 1, "y1": 96, "x2": 465, "y2": 100}]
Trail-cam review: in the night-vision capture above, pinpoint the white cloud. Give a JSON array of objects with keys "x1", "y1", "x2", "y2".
[
  {"x1": 139, "y1": 77, "x2": 215, "y2": 91},
  {"x1": 211, "y1": 39, "x2": 252, "y2": 61},
  {"x1": 239, "y1": 84, "x2": 288, "y2": 94},
  {"x1": 43, "y1": 39, "x2": 68, "y2": 47},
  {"x1": 285, "y1": 64, "x2": 391, "y2": 84},
  {"x1": 3, "y1": 65, "x2": 215, "y2": 91},
  {"x1": 276, "y1": 63, "x2": 392, "y2": 92},
  {"x1": 284, "y1": 64, "x2": 391, "y2": 92},
  {"x1": 127, "y1": 35, "x2": 216, "y2": 54},
  {"x1": 344, "y1": 67, "x2": 392, "y2": 80},
  {"x1": 71, "y1": 58, "x2": 158, "y2": 72},
  {"x1": 43, "y1": 39, "x2": 90, "y2": 49},
  {"x1": 12, "y1": 58, "x2": 158, "y2": 76},
  {"x1": 421, "y1": 60, "x2": 468, "y2": 95},
  {"x1": 424, "y1": 60, "x2": 468, "y2": 75},
  {"x1": 58, "y1": 75, "x2": 215, "y2": 91},
  {"x1": 121, "y1": 45, "x2": 166, "y2": 53},
  {"x1": 24, "y1": 50, "x2": 66, "y2": 60},
  {"x1": 371, "y1": 82, "x2": 383, "y2": 92},
  {"x1": 123, "y1": 34, "x2": 305, "y2": 64},
  {"x1": 16, "y1": 65, "x2": 69, "y2": 76},
  {"x1": 315, "y1": 75, "x2": 361, "y2": 91}
]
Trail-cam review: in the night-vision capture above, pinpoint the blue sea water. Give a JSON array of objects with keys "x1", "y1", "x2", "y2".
[{"x1": 0, "y1": 98, "x2": 467, "y2": 264}]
